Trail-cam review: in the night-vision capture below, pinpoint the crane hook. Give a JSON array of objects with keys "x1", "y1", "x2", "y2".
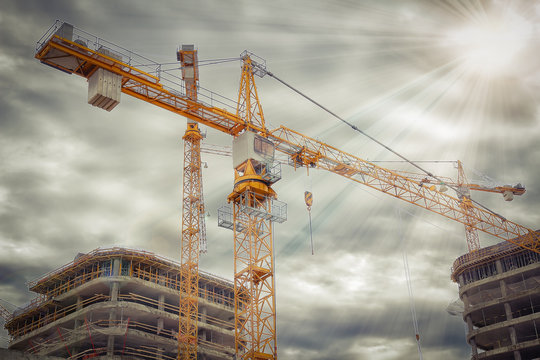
[{"x1": 304, "y1": 191, "x2": 314, "y2": 255}]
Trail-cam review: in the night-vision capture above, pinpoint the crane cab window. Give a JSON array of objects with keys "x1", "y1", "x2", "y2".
[{"x1": 254, "y1": 136, "x2": 274, "y2": 160}]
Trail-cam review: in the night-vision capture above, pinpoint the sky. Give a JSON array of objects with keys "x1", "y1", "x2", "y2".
[{"x1": 0, "y1": 0, "x2": 539, "y2": 359}]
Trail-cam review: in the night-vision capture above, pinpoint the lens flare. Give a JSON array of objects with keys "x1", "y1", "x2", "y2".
[{"x1": 445, "y1": 11, "x2": 532, "y2": 77}]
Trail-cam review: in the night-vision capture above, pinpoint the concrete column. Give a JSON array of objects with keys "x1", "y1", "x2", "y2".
[
  {"x1": 107, "y1": 307, "x2": 117, "y2": 356},
  {"x1": 71, "y1": 323, "x2": 81, "y2": 355},
  {"x1": 158, "y1": 269, "x2": 166, "y2": 286},
  {"x1": 156, "y1": 347, "x2": 164, "y2": 359},
  {"x1": 509, "y1": 326, "x2": 518, "y2": 344},
  {"x1": 73, "y1": 296, "x2": 84, "y2": 328},
  {"x1": 508, "y1": 325, "x2": 522, "y2": 360},
  {"x1": 470, "y1": 338, "x2": 478, "y2": 357},
  {"x1": 496, "y1": 260, "x2": 503, "y2": 274},
  {"x1": 158, "y1": 294, "x2": 165, "y2": 311},
  {"x1": 459, "y1": 274, "x2": 465, "y2": 287},
  {"x1": 200, "y1": 306, "x2": 207, "y2": 323},
  {"x1": 71, "y1": 295, "x2": 84, "y2": 356},
  {"x1": 112, "y1": 258, "x2": 121, "y2": 276},
  {"x1": 505, "y1": 303, "x2": 513, "y2": 320},
  {"x1": 462, "y1": 292, "x2": 470, "y2": 312},
  {"x1": 157, "y1": 294, "x2": 165, "y2": 334},
  {"x1": 466, "y1": 315, "x2": 474, "y2": 333},
  {"x1": 200, "y1": 306, "x2": 208, "y2": 341},
  {"x1": 107, "y1": 334, "x2": 115, "y2": 356},
  {"x1": 110, "y1": 281, "x2": 119, "y2": 302}
]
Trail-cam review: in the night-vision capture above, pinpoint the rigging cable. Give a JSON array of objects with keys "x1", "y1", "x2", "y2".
[
  {"x1": 261, "y1": 69, "x2": 507, "y2": 222},
  {"x1": 398, "y1": 208, "x2": 424, "y2": 360}
]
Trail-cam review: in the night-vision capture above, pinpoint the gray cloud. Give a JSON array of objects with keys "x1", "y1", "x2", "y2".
[{"x1": 1, "y1": 0, "x2": 539, "y2": 358}]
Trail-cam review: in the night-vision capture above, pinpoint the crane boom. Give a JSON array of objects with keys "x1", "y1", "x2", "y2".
[
  {"x1": 34, "y1": 21, "x2": 539, "y2": 257},
  {"x1": 266, "y1": 126, "x2": 538, "y2": 253}
]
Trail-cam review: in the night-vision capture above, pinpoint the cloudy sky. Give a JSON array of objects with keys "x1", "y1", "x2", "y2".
[{"x1": 1, "y1": 0, "x2": 539, "y2": 359}]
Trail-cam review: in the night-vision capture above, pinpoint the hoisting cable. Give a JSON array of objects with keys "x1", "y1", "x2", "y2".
[
  {"x1": 261, "y1": 68, "x2": 507, "y2": 221},
  {"x1": 398, "y1": 209, "x2": 424, "y2": 360}
]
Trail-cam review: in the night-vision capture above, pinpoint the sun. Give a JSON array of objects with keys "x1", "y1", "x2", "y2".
[{"x1": 444, "y1": 8, "x2": 533, "y2": 78}]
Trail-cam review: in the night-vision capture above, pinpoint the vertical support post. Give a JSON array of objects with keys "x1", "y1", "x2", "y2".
[
  {"x1": 233, "y1": 191, "x2": 276, "y2": 359},
  {"x1": 457, "y1": 161, "x2": 481, "y2": 252},
  {"x1": 177, "y1": 44, "x2": 203, "y2": 360},
  {"x1": 226, "y1": 53, "x2": 283, "y2": 359},
  {"x1": 178, "y1": 123, "x2": 203, "y2": 360}
]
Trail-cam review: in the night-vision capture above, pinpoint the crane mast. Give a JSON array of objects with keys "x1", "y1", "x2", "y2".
[
  {"x1": 456, "y1": 160, "x2": 481, "y2": 252},
  {"x1": 34, "y1": 21, "x2": 540, "y2": 360},
  {"x1": 227, "y1": 53, "x2": 282, "y2": 359},
  {"x1": 177, "y1": 45, "x2": 203, "y2": 360}
]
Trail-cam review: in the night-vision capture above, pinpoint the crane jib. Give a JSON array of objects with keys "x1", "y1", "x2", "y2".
[{"x1": 34, "y1": 21, "x2": 540, "y2": 266}]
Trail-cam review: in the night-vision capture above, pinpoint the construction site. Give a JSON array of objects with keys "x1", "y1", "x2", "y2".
[
  {"x1": 4, "y1": 247, "x2": 234, "y2": 359},
  {"x1": 452, "y1": 233, "x2": 540, "y2": 360},
  {"x1": 1, "y1": 17, "x2": 540, "y2": 360}
]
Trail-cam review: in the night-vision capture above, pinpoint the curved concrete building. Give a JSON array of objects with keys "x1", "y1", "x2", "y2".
[
  {"x1": 4, "y1": 247, "x2": 235, "y2": 359},
  {"x1": 452, "y1": 233, "x2": 540, "y2": 360}
]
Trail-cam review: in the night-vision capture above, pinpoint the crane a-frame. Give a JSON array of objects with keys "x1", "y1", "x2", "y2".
[{"x1": 34, "y1": 21, "x2": 540, "y2": 360}]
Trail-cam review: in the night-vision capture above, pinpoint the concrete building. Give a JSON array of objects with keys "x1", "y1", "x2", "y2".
[
  {"x1": 4, "y1": 247, "x2": 235, "y2": 359},
  {"x1": 452, "y1": 233, "x2": 540, "y2": 360}
]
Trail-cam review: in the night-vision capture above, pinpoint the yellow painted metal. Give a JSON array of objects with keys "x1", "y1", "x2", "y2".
[
  {"x1": 230, "y1": 54, "x2": 276, "y2": 359},
  {"x1": 230, "y1": 160, "x2": 277, "y2": 360},
  {"x1": 304, "y1": 191, "x2": 313, "y2": 209},
  {"x1": 456, "y1": 160, "x2": 481, "y2": 253},
  {"x1": 178, "y1": 122, "x2": 203, "y2": 360},
  {"x1": 177, "y1": 46, "x2": 199, "y2": 101},
  {"x1": 32, "y1": 31, "x2": 534, "y2": 253},
  {"x1": 268, "y1": 126, "x2": 540, "y2": 256},
  {"x1": 237, "y1": 54, "x2": 266, "y2": 132},
  {"x1": 178, "y1": 46, "x2": 202, "y2": 360}
]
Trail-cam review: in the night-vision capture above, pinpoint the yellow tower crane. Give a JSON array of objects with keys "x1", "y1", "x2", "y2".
[
  {"x1": 34, "y1": 21, "x2": 540, "y2": 360},
  {"x1": 177, "y1": 44, "x2": 204, "y2": 360},
  {"x1": 412, "y1": 161, "x2": 526, "y2": 252}
]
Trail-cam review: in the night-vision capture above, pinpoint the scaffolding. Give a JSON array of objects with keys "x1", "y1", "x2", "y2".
[{"x1": 5, "y1": 247, "x2": 235, "y2": 359}]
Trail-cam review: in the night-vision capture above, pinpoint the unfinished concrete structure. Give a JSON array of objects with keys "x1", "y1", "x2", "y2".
[
  {"x1": 4, "y1": 247, "x2": 235, "y2": 359},
  {"x1": 452, "y1": 233, "x2": 540, "y2": 360}
]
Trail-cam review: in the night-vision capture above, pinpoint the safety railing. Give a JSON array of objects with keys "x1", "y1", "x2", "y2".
[
  {"x1": 7, "y1": 294, "x2": 110, "y2": 338},
  {"x1": 118, "y1": 293, "x2": 234, "y2": 330},
  {"x1": 28, "y1": 318, "x2": 232, "y2": 359},
  {"x1": 8, "y1": 287, "x2": 234, "y2": 339}
]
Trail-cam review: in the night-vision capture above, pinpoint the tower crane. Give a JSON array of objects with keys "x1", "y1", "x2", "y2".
[
  {"x1": 177, "y1": 44, "x2": 205, "y2": 360},
  {"x1": 34, "y1": 21, "x2": 540, "y2": 360},
  {"x1": 413, "y1": 160, "x2": 526, "y2": 252}
]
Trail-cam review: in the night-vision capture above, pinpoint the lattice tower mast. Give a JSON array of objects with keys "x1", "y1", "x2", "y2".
[
  {"x1": 177, "y1": 44, "x2": 203, "y2": 360},
  {"x1": 456, "y1": 160, "x2": 481, "y2": 252},
  {"x1": 228, "y1": 53, "x2": 280, "y2": 360}
]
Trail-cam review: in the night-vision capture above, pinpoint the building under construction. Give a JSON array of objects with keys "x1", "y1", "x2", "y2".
[
  {"x1": 3, "y1": 247, "x2": 235, "y2": 359},
  {"x1": 452, "y1": 231, "x2": 540, "y2": 360}
]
